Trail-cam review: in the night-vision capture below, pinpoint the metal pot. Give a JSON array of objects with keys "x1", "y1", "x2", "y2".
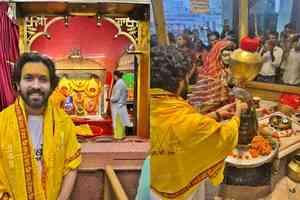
[
  {"x1": 288, "y1": 155, "x2": 300, "y2": 182},
  {"x1": 230, "y1": 48, "x2": 263, "y2": 83}
]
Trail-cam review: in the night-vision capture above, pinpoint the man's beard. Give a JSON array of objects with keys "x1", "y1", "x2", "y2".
[{"x1": 20, "y1": 88, "x2": 51, "y2": 109}]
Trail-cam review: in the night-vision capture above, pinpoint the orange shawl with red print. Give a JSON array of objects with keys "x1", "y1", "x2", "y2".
[
  {"x1": 199, "y1": 40, "x2": 232, "y2": 78},
  {"x1": 189, "y1": 40, "x2": 232, "y2": 108}
]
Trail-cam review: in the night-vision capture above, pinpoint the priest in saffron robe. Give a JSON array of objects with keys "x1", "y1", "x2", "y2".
[
  {"x1": 0, "y1": 53, "x2": 81, "y2": 200},
  {"x1": 150, "y1": 46, "x2": 247, "y2": 200}
]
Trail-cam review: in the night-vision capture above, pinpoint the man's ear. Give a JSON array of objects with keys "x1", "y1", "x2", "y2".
[
  {"x1": 11, "y1": 79, "x2": 19, "y2": 92},
  {"x1": 15, "y1": 84, "x2": 20, "y2": 92}
]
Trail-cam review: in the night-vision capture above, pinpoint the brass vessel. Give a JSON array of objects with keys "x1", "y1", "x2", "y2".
[
  {"x1": 230, "y1": 48, "x2": 263, "y2": 83},
  {"x1": 288, "y1": 155, "x2": 300, "y2": 182}
]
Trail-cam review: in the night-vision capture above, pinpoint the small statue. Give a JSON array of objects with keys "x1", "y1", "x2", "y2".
[
  {"x1": 76, "y1": 104, "x2": 85, "y2": 116},
  {"x1": 64, "y1": 96, "x2": 75, "y2": 115}
]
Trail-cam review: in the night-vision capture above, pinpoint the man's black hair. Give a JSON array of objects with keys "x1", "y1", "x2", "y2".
[
  {"x1": 207, "y1": 31, "x2": 220, "y2": 40},
  {"x1": 168, "y1": 32, "x2": 176, "y2": 44},
  {"x1": 285, "y1": 23, "x2": 295, "y2": 30},
  {"x1": 13, "y1": 52, "x2": 59, "y2": 90},
  {"x1": 151, "y1": 45, "x2": 192, "y2": 93},
  {"x1": 113, "y1": 70, "x2": 123, "y2": 79},
  {"x1": 151, "y1": 34, "x2": 158, "y2": 47},
  {"x1": 268, "y1": 31, "x2": 279, "y2": 39},
  {"x1": 178, "y1": 33, "x2": 194, "y2": 49}
]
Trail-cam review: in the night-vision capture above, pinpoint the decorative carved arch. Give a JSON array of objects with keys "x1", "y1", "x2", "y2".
[{"x1": 27, "y1": 16, "x2": 137, "y2": 50}]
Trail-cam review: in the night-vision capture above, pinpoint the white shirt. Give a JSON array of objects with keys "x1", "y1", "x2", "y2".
[
  {"x1": 281, "y1": 49, "x2": 300, "y2": 85},
  {"x1": 111, "y1": 79, "x2": 128, "y2": 106},
  {"x1": 259, "y1": 46, "x2": 283, "y2": 76},
  {"x1": 110, "y1": 79, "x2": 131, "y2": 127},
  {"x1": 28, "y1": 115, "x2": 43, "y2": 172}
]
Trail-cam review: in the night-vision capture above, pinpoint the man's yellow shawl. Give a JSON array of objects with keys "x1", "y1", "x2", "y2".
[
  {"x1": 0, "y1": 97, "x2": 81, "y2": 200},
  {"x1": 150, "y1": 89, "x2": 240, "y2": 200}
]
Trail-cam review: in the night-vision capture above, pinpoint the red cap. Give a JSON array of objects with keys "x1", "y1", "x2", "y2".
[{"x1": 240, "y1": 36, "x2": 261, "y2": 52}]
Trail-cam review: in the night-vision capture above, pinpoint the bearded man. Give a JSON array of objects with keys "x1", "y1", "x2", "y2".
[{"x1": 0, "y1": 53, "x2": 81, "y2": 200}]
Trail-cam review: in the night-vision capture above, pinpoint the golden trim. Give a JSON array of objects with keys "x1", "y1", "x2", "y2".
[
  {"x1": 18, "y1": 17, "x2": 26, "y2": 53},
  {"x1": 26, "y1": 16, "x2": 138, "y2": 50},
  {"x1": 136, "y1": 21, "x2": 150, "y2": 138},
  {"x1": 41, "y1": 160, "x2": 47, "y2": 194},
  {"x1": 43, "y1": 16, "x2": 64, "y2": 31},
  {"x1": 15, "y1": 100, "x2": 35, "y2": 200},
  {"x1": 151, "y1": 160, "x2": 224, "y2": 199},
  {"x1": 69, "y1": 12, "x2": 96, "y2": 16},
  {"x1": 239, "y1": 0, "x2": 248, "y2": 40},
  {"x1": 28, "y1": 16, "x2": 63, "y2": 49},
  {"x1": 114, "y1": 17, "x2": 139, "y2": 42},
  {"x1": 104, "y1": 17, "x2": 137, "y2": 48},
  {"x1": 24, "y1": 16, "x2": 48, "y2": 46},
  {"x1": 247, "y1": 81, "x2": 300, "y2": 95},
  {"x1": 65, "y1": 148, "x2": 81, "y2": 165},
  {"x1": 151, "y1": 0, "x2": 168, "y2": 45},
  {"x1": 246, "y1": 81, "x2": 300, "y2": 102}
]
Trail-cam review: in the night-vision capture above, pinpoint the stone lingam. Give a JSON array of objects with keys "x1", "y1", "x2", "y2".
[
  {"x1": 223, "y1": 37, "x2": 273, "y2": 198},
  {"x1": 231, "y1": 87, "x2": 258, "y2": 146},
  {"x1": 230, "y1": 36, "x2": 263, "y2": 146}
]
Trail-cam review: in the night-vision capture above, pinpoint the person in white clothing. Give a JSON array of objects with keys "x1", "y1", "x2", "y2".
[
  {"x1": 110, "y1": 70, "x2": 131, "y2": 130},
  {"x1": 257, "y1": 31, "x2": 283, "y2": 83},
  {"x1": 281, "y1": 34, "x2": 300, "y2": 86}
]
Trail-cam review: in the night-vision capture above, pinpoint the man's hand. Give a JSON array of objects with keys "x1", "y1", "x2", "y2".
[
  {"x1": 216, "y1": 103, "x2": 236, "y2": 120},
  {"x1": 57, "y1": 170, "x2": 77, "y2": 200},
  {"x1": 207, "y1": 101, "x2": 247, "y2": 121}
]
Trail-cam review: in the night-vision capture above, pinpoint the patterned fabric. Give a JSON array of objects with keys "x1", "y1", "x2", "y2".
[
  {"x1": 189, "y1": 40, "x2": 232, "y2": 109},
  {"x1": 189, "y1": 77, "x2": 228, "y2": 107},
  {"x1": 198, "y1": 40, "x2": 231, "y2": 78},
  {"x1": 0, "y1": 97, "x2": 81, "y2": 200}
]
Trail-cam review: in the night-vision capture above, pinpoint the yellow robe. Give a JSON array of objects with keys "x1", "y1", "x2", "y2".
[
  {"x1": 0, "y1": 97, "x2": 81, "y2": 200},
  {"x1": 150, "y1": 89, "x2": 240, "y2": 200}
]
